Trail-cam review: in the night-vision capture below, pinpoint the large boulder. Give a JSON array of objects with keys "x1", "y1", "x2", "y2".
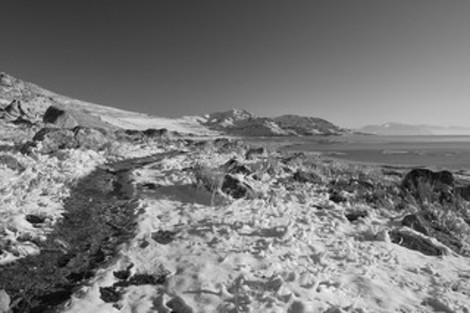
[
  {"x1": 32, "y1": 128, "x2": 79, "y2": 153},
  {"x1": 221, "y1": 175, "x2": 254, "y2": 199},
  {"x1": 401, "y1": 169, "x2": 455, "y2": 202},
  {"x1": 73, "y1": 126, "x2": 109, "y2": 150},
  {"x1": 4, "y1": 100, "x2": 28, "y2": 117},
  {"x1": 389, "y1": 228, "x2": 449, "y2": 256},
  {"x1": 401, "y1": 212, "x2": 463, "y2": 253},
  {"x1": 43, "y1": 106, "x2": 79, "y2": 128}
]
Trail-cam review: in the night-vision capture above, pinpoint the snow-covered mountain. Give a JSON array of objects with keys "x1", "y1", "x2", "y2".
[
  {"x1": 359, "y1": 122, "x2": 470, "y2": 135},
  {"x1": 196, "y1": 109, "x2": 345, "y2": 136},
  {"x1": 274, "y1": 114, "x2": 345, "y2": 135}
]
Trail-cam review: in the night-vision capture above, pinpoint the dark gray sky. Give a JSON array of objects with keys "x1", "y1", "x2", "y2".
[{"x1": 1, "y1": 1, "x2": 470, "y2": 127}]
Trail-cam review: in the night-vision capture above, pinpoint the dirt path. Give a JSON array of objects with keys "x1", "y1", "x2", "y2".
[{"x1": 0, "y1": 150, "x2": 184, "y2": 313}]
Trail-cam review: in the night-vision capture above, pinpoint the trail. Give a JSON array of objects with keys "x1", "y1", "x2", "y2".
[{"x1": 0, "y1": 150, "x2": 183, "y2": 313}]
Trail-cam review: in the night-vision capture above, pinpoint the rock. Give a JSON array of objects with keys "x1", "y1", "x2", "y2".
[
  {"x1": 25, "y1": 214, "x2": 46, "y2": 225},
  {"x1": 115, "y1": 129, "x2": 144, "y2": 142},
  {"x1": 222, "y1": 159, "x2": 251, "y2": 175},
  {"x1": 73, "y1": 126, "x2": 109, "y2": 150},
  {"x1": 389, "y1": 228, "x2": 448, "y2": 256},
  {"x1": 400, "y1": 212, "x2": 463, "y2": 253},
  {"x1": 329, "y1": 191, "x2": 347, "y2": 203},
  {"x1": 456, "y1": 185, "x2": 470, "y2": 201},
  {"x1": 143, "y1": 128, "x2": 169, "y2": 138},
  {"x1": 43, "y1": 106, "x2": 79, "y2": 128},
  {"x1": 401, "y1": 214, "x2": 430, "y2": 236},
  {"x1": 401, "y1": 169, "x2": 455, "y2": 202},
  {"x1": 293, "y1": 170, "x2": 322, "y2": 184},
  {"x1": 0, "y1": 72, "x2": 14, "y2": 87},
  {"x1": 4, "y1": 100, "x2": 28, "y2": 117},
  {"x1": 0, "y1": 154, "x2": 24, "y2": 172},
  {"x1": 166, "y1": 296, "x2": 194, "y2": 313},
  {"x1": 0, "y1": 289, "x2": 10, "y2": 313},
  {"x1": 113, "y1": 273, "x2": 166, "y2": 287},
  {"x1": 221, "y1": 174, "x2": 254, "y2": 199},
  {"x1": 32, "y1": 128, "x2": 79, "y2": 153},
  {"x1": 99, "y1": 286, "x2": 121, "y2": 303},
  {"x1": 152, "y1": 230, "x2": 177, "y2": 245},
  {"x1": 113, "y1": 269, "x2": 131, "y2": 280},
  {"x1": 245, "y1": 147, "x2": 265, "y2": 160},
  {"x1": 345, "y1": 210, "x2": 368, "y2": 222},
  {"x1": 127, "y1": 273, "x2": 166, "y2": 286}
]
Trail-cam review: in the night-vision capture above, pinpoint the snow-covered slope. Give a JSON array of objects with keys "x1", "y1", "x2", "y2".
[
  {"x1": 196, "y1": 109, "x2": 345, "y2": 136},
  {"x1": 274, "y1": 114, "x2": 345, "y2": 135},
  {"x1": 0, "y1": 72, "x2": 217, "y2": 135}
]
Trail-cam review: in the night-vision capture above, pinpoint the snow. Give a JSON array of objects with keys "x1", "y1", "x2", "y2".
[
  {"x1": 62, "y1": 149, "x2": 470, "y2": 313},
  {"x1": 99, "y1": 114, "x2": 219, "y2": 136},
  {"x1": 0, "y1": 149, "x2": 106, "y2": 264}
]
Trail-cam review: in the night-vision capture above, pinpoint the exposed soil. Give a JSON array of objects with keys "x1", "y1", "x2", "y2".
[{"x1": 0, "y1": 151, "x2": 183, "y2": 313}]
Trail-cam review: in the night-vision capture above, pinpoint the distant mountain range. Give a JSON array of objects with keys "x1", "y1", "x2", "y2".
[{"x1": 359, "y1": 122, "x2": 470, "y2": 135}]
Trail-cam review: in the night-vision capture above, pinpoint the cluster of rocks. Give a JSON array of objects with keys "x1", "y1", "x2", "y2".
[
  {"x1": 0, "y1": 100, "x2": 36, "y2": 126},
  {"x1": 389, "y1": 168, "x2": 470, "y2": 256},
  {"x1": 23, "y1": 126, "x2": 110, "y2": 154}
]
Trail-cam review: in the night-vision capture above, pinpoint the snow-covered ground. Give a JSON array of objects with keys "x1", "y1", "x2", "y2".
[
  {"x1": 0, "y1": 147, "x2": 106, "y2": 264},
  {"x1": 63, "y1": 148, "x2": 470, "y2": 313}
]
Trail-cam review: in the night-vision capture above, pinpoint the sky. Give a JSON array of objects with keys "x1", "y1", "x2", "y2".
[{"x1": 1, "y1": 1, "x2": 470, "y2": 128}]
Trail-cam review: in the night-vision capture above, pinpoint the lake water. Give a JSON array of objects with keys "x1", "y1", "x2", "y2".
[{"x1": 275, "y1": 135, "x2": 470, "y2": 171}]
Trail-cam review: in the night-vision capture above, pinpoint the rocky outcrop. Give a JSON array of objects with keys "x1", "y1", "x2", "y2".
[
  {"x1": 30, "y1": 126, "x2": 110, "y2": 154},
  {"x1": 73, "y1": 126, "x2": 109, "y2": 150},
  {"x1": 0, "y1": 100, "x2": 35, "y2": 125},
  {"x1": 401, "y1": 213, "x2": 462, "y2": 253},
  {"x1": 389, "y1": 228, "x2": 449, "y2": 256},
  {"x1": 221, "y1": 175, "x2": 254, "y2": 199},
  {"x1": 401, "y1": 169, "x2": 455, "y2": 203},
  {"x1": 43, "y1": 106, "x2": 79, "y2": 128},
  {"x1": 32, "y1": 128, "x2": 79, "y2": 153}
]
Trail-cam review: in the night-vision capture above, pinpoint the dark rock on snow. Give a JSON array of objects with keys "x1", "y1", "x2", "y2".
[
  {"x1": 400, "y1": 212, "x2": 463, "y2": 253},
  {"x1": 345, "y1": 210, "x2": 368, "y2": 222},
  {"x1": 222, "y1": 159, "x2": 251, "y2": 175},
  {"x1": 43, "y1": 106, "x2": 79, "y2": 128},
  {"x1": 389, "y1": 228, "x2": 447, "y2": 256},
  {"x1": 25, "y1": 214, "x2": 46, "y2": 225},
  {"x1": 401, "y1": 169, "x2": 454, "y2": 202},
  {"x1": 293, "y1": 170, "x2": 322, "y2": 184},
  {"x1": 245, "y1": 147, "x2": 265, "y2": 160},
  {"x1": 100, "y1": 286, "x2": 121, "y2": 303},
  {"x1": 221, "y1": 174, "x2": 254, "y2": 199},
  {"x1": 152, "y1": 230, "x2": 177, "y2": 245},
  {"x1": 329, "y1": 191, "x2": 347, "y2": 203}
]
